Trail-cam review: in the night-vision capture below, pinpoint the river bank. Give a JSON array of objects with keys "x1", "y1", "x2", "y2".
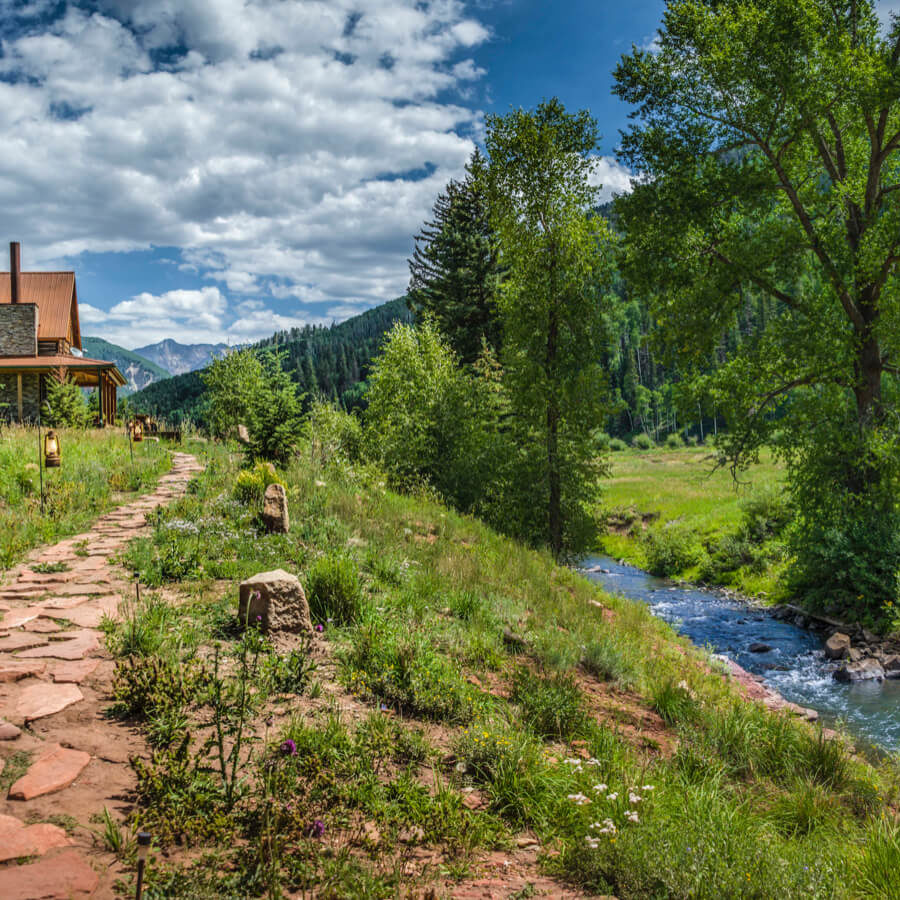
[{"x1": 581, "y1": 556, "x2": 900, "y2": 752}]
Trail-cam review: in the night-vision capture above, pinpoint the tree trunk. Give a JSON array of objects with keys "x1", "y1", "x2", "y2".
[{"x1": 547, "y1": 301, "x2": 561, "y2": 558}]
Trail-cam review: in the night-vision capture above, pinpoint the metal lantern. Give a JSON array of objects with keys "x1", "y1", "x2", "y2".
[
  {"x1": 131, "y1": 419, "x2": 144, "y2": 442},
  {"x1": 44, "y1": 429, "x2": 61, "y2": 467}
]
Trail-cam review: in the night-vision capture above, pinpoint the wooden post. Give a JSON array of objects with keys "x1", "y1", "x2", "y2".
[{"x1": 16, "y1": 374, "x2": 23, "y2": 423}]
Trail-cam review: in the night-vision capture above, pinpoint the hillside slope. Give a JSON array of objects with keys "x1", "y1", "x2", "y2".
[
  {"x1": 133, "y1": 338, "x2": 229, "y2": 376},
  {"x1": 131, "y1": 297, "x2": 411, "y2": 422},
  {"x1": 81, "y1": 337, "x2": 171, "y2": 394}
]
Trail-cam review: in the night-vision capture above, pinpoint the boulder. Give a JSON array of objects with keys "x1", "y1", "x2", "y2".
[
  {"x1": 883, "y1": 654, "x2": 900, "y2": 679},
  {"x1": 833, "y1": 658, "x2": 885, "y2": 683},
  {"x1": 237, "y1": 424, "x2": 251, "y2": 445},
  {"x1": 239, "y1": 569, "x2": 312, "y2": 634},
  {"x1": 262, "y1": 483, "x2": 290, "y2": 534},
  {"x1": 824, "y1": 632, "x2": 851, "y2": 660},
  {"x1": 848, "y1": 647, "x2": 864, "y2": 662},
  {"x1": 748, "y1": 642, "x2": 773, "y2": 653}
]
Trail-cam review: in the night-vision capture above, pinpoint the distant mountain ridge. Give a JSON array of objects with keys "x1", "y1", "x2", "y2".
[
  {"x1": 134, "y1": 339, "x2": 230, "y2": 376},
  {"x1": 80, "y1": 337, "x2": 170, "y2": 394}
]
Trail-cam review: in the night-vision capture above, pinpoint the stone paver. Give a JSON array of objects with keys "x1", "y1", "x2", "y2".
[
  {"x1": 0, "y1": 848, "x2": 99, "y2": 899},
  {"x1": 15, "y1": 683, "x2": 84, "y2": 722},
  {"x1": 8, "y1": 743, "x2": 92, "y2": 800},
  {"x1": 51, "y1": 659, "x2": 100, "y2": 684},
  {"x1": 0, "y1": 813, "x2": 72, "y2": 861},
  {"x1": 0, "y1": 452, "x2": 202, "y2": 894}
]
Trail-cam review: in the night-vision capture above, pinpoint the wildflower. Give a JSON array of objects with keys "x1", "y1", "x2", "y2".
[
  {"x1": 641, "y1": 785, "x2": 655, "y2": 791},
  {"x1": 629, "y1": 792, "x2": 642, "y2": 805},
  {"x1": 280, "y1": 739, "x2": 298, "y2": 757},
  {"x1": 567, "y1": 793, "x2": 591, "y2": 806},
  {"x1": 626, "y1": 811, "x2": 639, "y2": 823},
  {"x1": 606, "y1": 792, "x2": 618, "y2": 802},
  {"x1": 256, "y1": 615, "x2": 262, "y2": 622},
  {"x1": 592, "y1": 783, "x2": 608, "y2": 793},
  {"x1": 315, "y1": 623, "x2": 324, "y2": 632},
  {"x1": 307, "y1": 819, "x2": 325, "y2": 838},
  {"x1": 585, "y1": 757, "x2": 600, "y2": 766},
  {"x1": 585, "y1": 836, "x2": 601, "y2": 849}
]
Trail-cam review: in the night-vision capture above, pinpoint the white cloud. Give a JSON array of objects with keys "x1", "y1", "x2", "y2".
[
  {"x1": 589, "y1": 156, "x2": 634, "y2": 202},
  {"x1": 0, "y1": 0, "x2": 490, "y2": 346}
]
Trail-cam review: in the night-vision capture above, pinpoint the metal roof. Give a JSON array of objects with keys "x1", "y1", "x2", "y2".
[
  {"x1": 0, "y1": 272, "x2": 79, "y2": 344},
  {"x1": 0, "y1": 354, "x2": 126, "y2": 386}
]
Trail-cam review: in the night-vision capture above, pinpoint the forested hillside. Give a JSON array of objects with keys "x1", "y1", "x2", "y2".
[{"x1": 129, "y1": 298, "x2": 411, "y2": 424}]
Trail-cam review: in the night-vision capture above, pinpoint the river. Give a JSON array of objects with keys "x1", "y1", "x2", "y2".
[{"x1": 581, "y1": 555, "x2": 900, "y2": 753}]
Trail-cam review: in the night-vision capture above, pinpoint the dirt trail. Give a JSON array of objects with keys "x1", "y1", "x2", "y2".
[{"x1": 0, "y1": 452, "x2": 202, "y2": 900}]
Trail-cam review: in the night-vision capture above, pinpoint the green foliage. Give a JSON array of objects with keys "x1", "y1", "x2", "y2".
[
  {"x1": 483, "y1": 98, "x2": 613, "y2": 558},
  {"x1": 855, "y1": 817, "x2": 900, "y2": 899},
  {"x1": 44, "y1": 373, "x2": 90, "y2": 427},
  {"x1": 232, "y1": 461, "x2": 283, "y2": 509},
  {"x1": 665, "y1": 433, "x2": 684, "y2": 449},
  {"x1": 305, "y1": 553, "x2": 364, "y2": 625},
  {"x1": 200, "y1": 348, "x2": 265, "y2": 440},
  {"x1": 407, "y1": 148, "x2": 503, "y2": 363},
  {"x1": 609, "y1": 437, "x2": 627, "y2": 451},
  {"x1": 642, "y1": 524, "x2": 703, "y2": 577},
  {"x1": 241, "y1": 352, "x2": 306, "y2": 465},
  {"x1": 511, "y1": 668, "x2": 590, "y2": 741},
  {"x1": 305, "y1": 401, "x2": 362, "y2": 467},
  {"x1": 631, "y1": 433, "x2": 654, "y2": 451},
  {"x1": 614, "y1": 0, "x2": 900, "y2": 616}
]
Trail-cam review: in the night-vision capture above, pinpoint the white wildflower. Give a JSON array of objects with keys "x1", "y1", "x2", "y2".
[
  {"x1": 567, "y1": 793, "x2": 591, "y2": 806},
  {"x1": 626, "y1": 811, "x2": 639, "y2": 823},
  {"x1": 592, "y1": 783, "x2": 608, "y2": 793},
  {"x1": 585, "y1": 757, "x2": 600, "y2": 766},
  {"x1": 606, "y1": 792, "x2": 618, "y2": 801},
  {"x1": 641, "y1": 785, "x2": 655, "y2": 791},
  {"x1": 585, "y1": 836, "x2": 600, "y2": 849},
  {"x1": 629, "y1": 792, "x2": 642, "y2": 804}
]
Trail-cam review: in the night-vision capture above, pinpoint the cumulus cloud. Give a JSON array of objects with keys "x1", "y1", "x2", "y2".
[
  {"x1": 589, "y1": 156, "x2": 634, "y2": 202},
  {"x1": 0, "y1": 0, "x2": 490, "y2": 346}
]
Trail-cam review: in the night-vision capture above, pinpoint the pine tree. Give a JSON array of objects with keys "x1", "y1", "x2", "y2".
[{"x1": 407, "y1": 149, "x2": 502, "y2": 364}]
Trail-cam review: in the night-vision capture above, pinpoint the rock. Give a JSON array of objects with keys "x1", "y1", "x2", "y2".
[
  {"x1": 848, "y1": 647, "x2": 864, "y2": 662},
  {"x1": 0, "y1": 719, "x2": 22, "y2": 740},
  {"x1": 824, "y1": 632, "x2": 851, "y2": 660},
  {"x1": 238, "y1": 569, "x2": 312, "y2": 634},
  {"x1": 502, "y1": 628, "x2": 528, "y2": 651},
  {"x1": 237, "y1": 424, "x2": 251, "y2": 444},
  {"x1": 861, "y1": 627, "x2": 879, "y2": 645},
  {"x1": 883, "y1": 655, "x2": 900, "y2": 679},
  {"x1": 51, "y1": 659, "x2": 100, "y2": 684},
  {"x1": 0, "y1": 814, "x2": 71, "y2": 862},
  {"x1": 262, "y1": 483, "x2": 290, "y2": 534},
  {"x1": 0, "y1": 848, "x2": 98, "y2": 899},
  {"x1": 8, "y1": 744, "x2": 92, "y2": 800},
  {"x1": 834, "y1": 658, "x2": 885, "y2": 683},
  {"x1": 15, "y1": 630, "x2": 99, "y2": 660},
  {"x1": 0, "y1": 662, "x2": 47, "y2": 683},
  {"x1": 748, "y1": 642, "x2": 773, "y2": 653},
  {"x1": 15, "y1": 683, "x2": 84, "y2": 722}
]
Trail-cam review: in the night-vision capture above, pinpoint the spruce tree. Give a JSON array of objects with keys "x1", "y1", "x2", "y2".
[{"x1": 407, "y1": 149, "x2": 502, "y2": 364}]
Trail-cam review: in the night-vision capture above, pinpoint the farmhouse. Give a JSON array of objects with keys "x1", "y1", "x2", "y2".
[{"x1": 0, "y1": 242, "x2": 125, "y2": 424}]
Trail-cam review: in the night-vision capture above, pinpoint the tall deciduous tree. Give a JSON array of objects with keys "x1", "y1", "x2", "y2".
[
  {"x1": 484, "y1": 99, "x2": 612, "y2": 559},
  {"x1": 407, "y1": 149, "x2": 503, "y2": 363},
  {"x1": 614, "y1": 0, "x2": 900, "y2": 614}
]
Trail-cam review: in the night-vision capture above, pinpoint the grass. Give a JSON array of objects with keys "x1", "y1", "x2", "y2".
[
  {"x1": 0, "y1": 424, "x2": 172, "y2": 570},
  {"x1": 96, "y1": 432, "x2": 900, "y2": 898},
  {"x1": 600, "y1": 446, "x2": 789, "y2": 599}
]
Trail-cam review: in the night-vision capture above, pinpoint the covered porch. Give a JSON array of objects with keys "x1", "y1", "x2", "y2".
[{"x1": 0, "y1": 355, "x2": 126, "y2": 425}]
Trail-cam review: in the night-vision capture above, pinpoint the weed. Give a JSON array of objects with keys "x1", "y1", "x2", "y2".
[
  {"x1": 511, "y1": 668, "x2": 590, "y2": 741},
  {"x1": 306, "y1": 552, "x2": 364, "y2": 625}
]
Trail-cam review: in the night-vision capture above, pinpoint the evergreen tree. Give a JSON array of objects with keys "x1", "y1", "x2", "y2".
[{"x1": 407, "y1": 149, "x2": 503, "y2": 363}]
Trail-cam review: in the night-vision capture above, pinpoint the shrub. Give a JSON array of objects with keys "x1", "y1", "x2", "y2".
[
  {"x1": 232, "y1": 461, "x2": 283, "y2": 508},
  {"x1": 593, "y1": 431, "x2": 611, "y2": 452},
  {"x1": 510, "y1": 668, "x2": 590, "y2": 741},
  {"x1": 642, "y1": 524, "x2": 703, "y2": 576},
  {"x1": 664, "y1": 433, "x2": 685, "y2": 448},
  {"x1": 581, "y1": 634, "x2": 639, "y2": 688},
  {"x1": 632, "y1": 432, "x2": 654, "y2": 450},
  {"x1": 609, "y1": 437, "x2": 627, "y2": 452},
  {"x1": 855, "y1": 817, "x2": 900, "y2": 897},
  {"x1": 44, "y1": 373, "x2": 90, "y2": 427},
  {"x1": 306, "y1": 401, "x2": 363, "y2": 466},
  {"x1": 305, "y1": 553, "x2": 364, "y2": 625}
]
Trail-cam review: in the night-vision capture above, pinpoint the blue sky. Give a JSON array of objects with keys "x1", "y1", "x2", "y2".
[{"x1": 0, "y1": 1, "x2": 892, "y2": 349}]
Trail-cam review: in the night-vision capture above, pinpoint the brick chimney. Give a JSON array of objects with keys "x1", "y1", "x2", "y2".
[{"x1": 10, "y1": 241, "x2": 20, "y2": 304}]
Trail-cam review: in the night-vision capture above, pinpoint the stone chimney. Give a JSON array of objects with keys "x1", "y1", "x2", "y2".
[{"x1": 10, "y1": 241, "x2": 20, "y2": 304}]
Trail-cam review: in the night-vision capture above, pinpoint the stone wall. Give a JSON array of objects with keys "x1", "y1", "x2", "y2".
[
  {"x1": 0, "y1": 304, "x2": 38, "y2": 356},
  {"x1": 0, "y1": 372, "x2": 43, "y2": 423}
]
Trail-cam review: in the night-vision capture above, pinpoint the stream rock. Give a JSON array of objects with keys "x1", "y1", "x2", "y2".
[
  {"x1": 882, "y1": 654, "x2": 900, "y2": 679},
  {"x1": 748, "y1": 642, "x2": 773, "y2": 653},
  {"x1": 833, "y1": 658, "x2": 885, "y2": 683},
  {"x1": 824, "y1": 632, "x2": 851, "y2": 660}
]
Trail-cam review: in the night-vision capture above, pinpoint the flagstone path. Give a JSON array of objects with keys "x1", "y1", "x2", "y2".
[{"x1": 0, "y1": 452, "x2": 203, "y2": 899}]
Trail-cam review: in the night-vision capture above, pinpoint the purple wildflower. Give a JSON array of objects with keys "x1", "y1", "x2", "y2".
[
  {"x1": 306, "y1": 819, "x2": 325, "y2": 838},
  {"x1": 315, "y1": 623, "x2": 324, "y2": 632},
  {"x1": 280, "y1": 738, "x2": 298, "y2": 757}
]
